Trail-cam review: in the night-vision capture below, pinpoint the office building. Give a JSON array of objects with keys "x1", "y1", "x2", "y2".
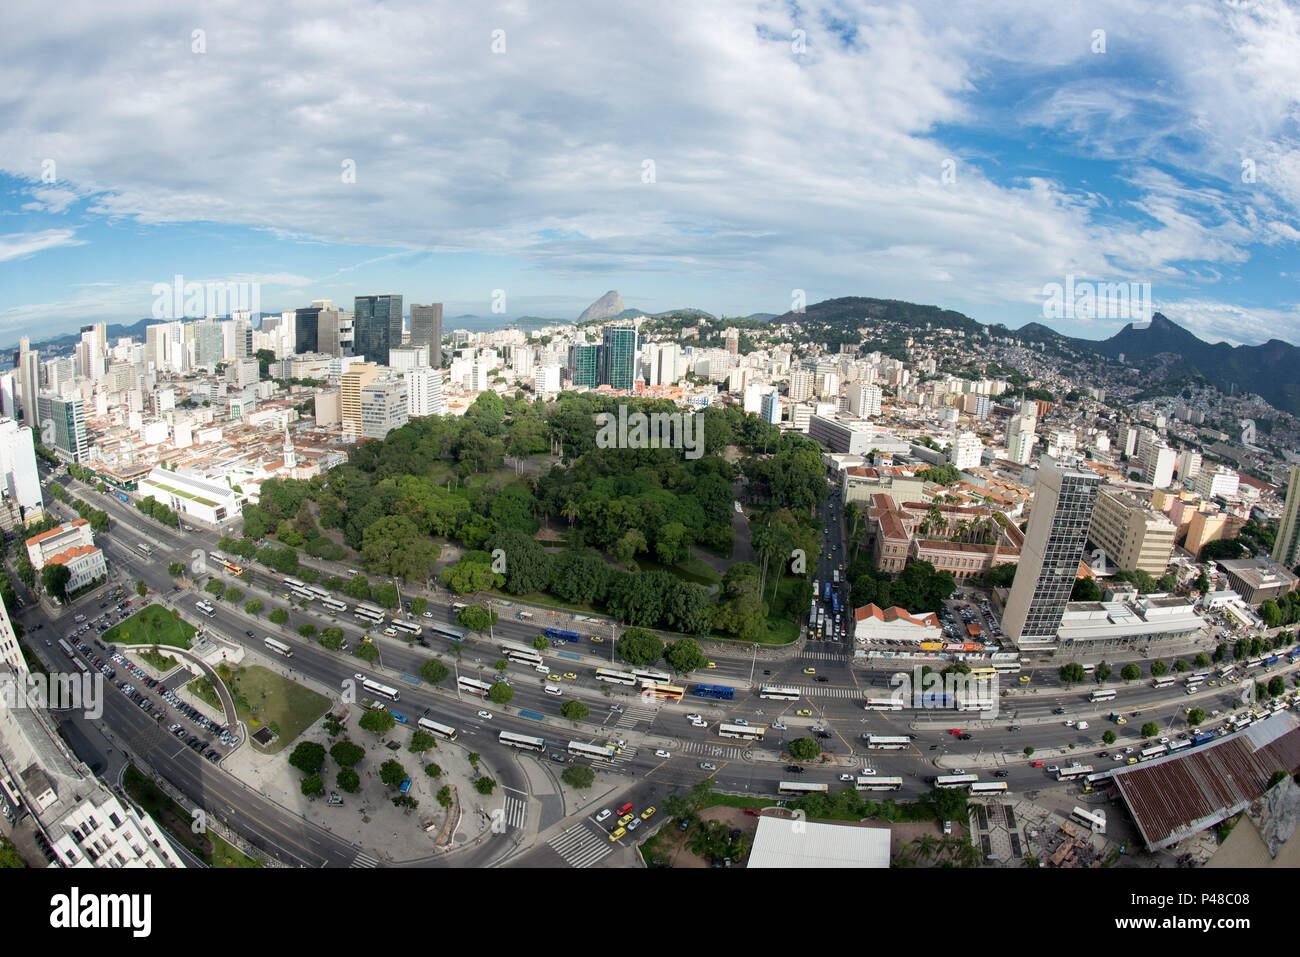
[
  {"x1": 760, "y1": 390, "x2": 781, "y2": 424},
  {"x1": 1272, "y1": 466, "x2": 1300, "y2": 569},
  {"x1": 0, "y1": 418, "x2": 43, "y2": 521},
  {"x1": 1214, "y1": 558, "x2": 1299, "y2": 607},
  {"x1": 295, "y1": 304, "x2": 322, "y2": 354},
  {"x1": 598, "y1": 324, "x2": 638, "y2": 390},
  {"x1": 569, "y1": 344, "x2": 600, "y2": 388},
  {"x1": 407, "y1": 367, "x2": 445, "y2": 417},
  {"x1": 409, "y1": 303, "x2": 443, "y2": 368},
  {"x1": 1176, "y1": 450, "x2": 1202, "y2": 482},
  {"x1": 789, "y1": 369, "x2": 814, "y2": 403},
  {"x1": 35, "y1": 393, "x2": 89, "y2": 464},
  {"x1": 1087, "y1": 488, "x2": 1176, "y2": 576},
  {"x1": 340, "y1": 363, "x2": 380, "y2": 437},
  {"x1": 1001, "y1": 457, "x2": 1101, "y2": 648},
  {"x1": 389, "y1": 346, "x2": 429, "y2": 374},
  {"x1": 16, "y1": 338, "x2": 39, "y2": 429},
  {"x1": 1142, "y1": 443, "x2": 1177, "y2": 489},
  {"x1": 1193, "y1": 466, "x2": 1239, "y2": 500},
  {"x1": 360, "y1": 376, "x2": 409, "y2": 439},
  {"x1": 1005, "y1": 406, "x2": 1037, "y2": 465},
  {"x1": 354, "y1": 294, "x2": 403, "y2": 366},
  {"x1": 137, "y1": 468, "x2": 238, "y2": 525}
]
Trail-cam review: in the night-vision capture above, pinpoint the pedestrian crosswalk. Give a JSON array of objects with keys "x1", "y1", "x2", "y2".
[
  {"x1": 350, "y1": 852, "x2": 381, "y2": 868},
  {"x1": 801, "y1": 650, "x2": 852, "y2": 661},
  {"x1": 502, "y1": 794, "x2": 527, "y2": 829},
  {"x1": 796, "y1": 685, "x2": 860, "y2": 699},
  {"x1": 682, "y1": 740, "x2": 728, "y2": 757},
  {"x1": 548, "y1": 824, "x2": 615, "y2": 868},
  {"x1": 616, "y1": 705, "x2": 657, "y2": 728},
  {"x1": 593, "y1": 746, "x2": 638, "y2": 770}
]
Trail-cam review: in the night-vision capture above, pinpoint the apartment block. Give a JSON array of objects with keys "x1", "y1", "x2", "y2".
[{"x1": 1087, "y1": 488, "x2": 1176, "y2": 576}]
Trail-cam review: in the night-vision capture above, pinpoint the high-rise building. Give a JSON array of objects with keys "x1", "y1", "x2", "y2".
[
  {"x1": 0, "y1": 418, "x2": 44, "y2": 521},
  {"x1": 1142, "y1": 443, "x2": 1177, "y2": 489},
  {"x1": 407, "y1": 367, "x2": 445, "y2": 418},
  {"x1": 1087, "y1": 488, "x2": 1176, "y2": 576},
  {"x1": 598, "y1": 324, "x2": 638, "y2": 390},
  {"x1": 1193, "y1": 466, "x2": 1239, "y2": 500},
  {"x1": 295, "y1": 305, "x2": 322, "y2": 354},
  {"x1": 846, "y1": 382, "x2": 882, "y2": 418},
  {"x1": 951, "y1": 431, "x2": 983, "y2": 470},
  {"x1": 409, "y1": 303, "x2": 443, "y2": 368},
  {"x1": 354, "y1": 295, "x2": 403, "y2": 366},
  {"x1": 16, "y1": 337, "x2": 39, "y2": 429},
  {"x1": 569, "y1": 343, "x2": 599, "y2": 388},
  {"x1": 1005, "y1": 406, "x2": 1037, "y2": 465},
  {"x1": 360, "y1": 376, "x2": 409, "y2": 439},
  {"x1": 195, "y1": 319, "x2": 225, "y2": 368},
  {"x1": 388, "y1": 346, "x2": 429, "y2": 374},
  {"x1": 340, "y1": 363, "x2": 380, "y2": 437},
  {"x1": 1273, "y1": 466, "x2": 1300, "y2": 570},
  {"x1": 35, "y1": 393, "x2": 89, "y2": 464},
  {"x1": 789, "y1": 369, "x2": 813, "y2": 403},
  {"x1": 760, "y1": 390, "x2": 781, "y2": 424},
  {"x1": 1001, "y1": 457, "x2": 1101, "y2": 648},
  {"x1": 1175, "y1": 449, "x2": 1203, "y2": 482}
]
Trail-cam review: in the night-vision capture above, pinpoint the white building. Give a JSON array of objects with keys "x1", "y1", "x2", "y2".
[
  {"x1": 1142, "y1": 443, "x2": 1177, "y2": 489},
  {"x1": 0, "y1": 417, "x2": 44, "y2": 522},
  {"x1": 137, "y1": 467, "x2": 239, "y2": 525},
  {"x1": 846, "y1": 382, "x2": 882, "y2": 418},
  {"x1": 951, "y1": 431, "x2": 983, "y2": 471},
  {"x1": 25, "y1": 520, "x2": 107, "y2": 593},
  {"x1": 1005, "y1": 407, "x2": 1037, "y2": 465},
  {"x1": 406, "y1": 368, "x2": 445, "y2": 418},
  {"x1": 1193, "y1": 466, "x2": 1239, "y2": 500}
]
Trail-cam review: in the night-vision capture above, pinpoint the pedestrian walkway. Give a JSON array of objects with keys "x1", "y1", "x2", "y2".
[
  {"x1": 615, "y1": 705, "x2": 657, "y2": 728},
  {"x1": 350, "y1": 852, "x2": 381, "y2": 868},
  {"x1": 796, "y1": 685, "x2": 860, "y2": 699},
  {"x1": 502, "y1": 794, "x2": 527, "y2": 829},
  {"x1": 682, "y1": 740, "x2": 728, "y2": 757},
  {"x1": 548, "y1": 824, "x2": 615, "y2": 868},
  {"x1": 800, "y1": 649, "x2": 852, "y2": 661},
  {"x1": 593, "y1": 746, "x2": 638, "y2": 771}
]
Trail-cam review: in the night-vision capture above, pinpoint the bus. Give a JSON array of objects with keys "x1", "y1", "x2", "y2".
[
  {"x1": 1190, "y1": 730, "x2": 1217, "y2": 746},
  {"x1": 692, "y1": 684, "x2": 735, "y2": 700},
  {"x1": 392, "y1": 619, "x2": 422, "y2": 636},
  {"x1": 71, "y1": 658, "x2": 90, "y2": 676},
  {"x1": 864, "y1": 735, "x2": 912, "y2": 750},
  {"x1": 417, "y1": 717, "x2": 458, "y2": 741},
  {"x1": 1152, "y1": 676, "x2": 1177, "y2": 689},
  {"x1": 759, "y1": 686, "x2": 800, "y2": 701},
  {"x1": 595, "y1": 668, "x2": 638, "y2": 686},
  {"x1": 1071, "y1": 806, "x2": 1107, "y2": 833},
  {"x1": 1084, "y1": 771, "x2": 1114, "y2": 789},
  {"x1": 968, "y1": 666, "x2": 998, "y2": 680},
  {"x1": 1088, "y1": 689, "x2": 1116, "y2": 702},
  {"x1": 305, "y1": 584, "x2": 330, "y2": 601},
  {"x1": 567, "y1": 740, "x2": 616, "y2": 761},
  {"x1": 990, "y1": 659, "x2": 1022, "y2": 674},
  {"x1": 354, "y1": 604, "x2": 385, "y2": 625},
  {"x1": 457, "y1": 676, "x2": 492, "y2": 697},
  {"x1": 831, "y1": 593, "x2": 840, "y2": 614},
  {"x1": 823, "y1": 582, "x2": 831, "y2": 599},
  {"x1": 498, "y1": 731, "x2": 545, "y2": 752},
  {"x1": 642, "y1": 685, "x2": 686, "y2": 702},
  {"x1": 832, "y1": 569, "x2": 839, "y2": 585},
  {"x1": 863, "y1": 696, "x2": 903, "y2": 711},
  {"x1": 969, "y1": 782, "x2": 1009, "y2": 794},
  {"x1": 855, "y1": 776, "x2": 903, "y2": 791},
  {"x1": 137, "y1": 542, "x2": 155, "y2": 558},
  {"x1": 1219, "y1": 666, "x2": 1238, "y2": 682},
  {"x1": 362, "y1": 678, "x2": 400, "y2": 701},
  {"x1": 195, "y1": 600, "x2": 216, "y2": 618},
  {"x1": 1168, "y1": 738, "x2": 1192, "y2": 753},
  {"x1": 1080, "y1": 663, "x2": 1096, "y2": 675},
  {"x1": 1140, "y1": 744, "x2": 1168, "y2": 760},
  {"x1": 428, "y1": 623, "x2": 467, "y2": 643},
  {"x1": 500, "y1": 645, "x2": 544, "y2": 667},
  {"x1": 1055, "y1": 765, "x2": 1094, "y2": 781},
  {"x1": 264, "y1": 637, "x2": 293, "y2": 658},
  {"x1": 1186, "y1": 671, "x2": 1210, "y2": 684},
  {"x1": 58, "y1": 639, "x2": 76, "y2": 660},
  {"x1": 290, "y1": 585, "x2": 315, "y2": 602},
  {"x1": 777, "y1": 781, "x2": 829, "y2": 795},
  {"x1": 321, "y1": 597, "x2": 347, "y2": 613},
  {"x1": 284, "y1": 576, "x2": 306, "y2": 590},
  {"x1": 933, "y1": 774, "x2": 979, "y2": 789},
  {"x1": 718, "y1": 723, "x2": 766, "y2": 741},
  {"x1": 544, "y1": 628, "x2": 580, "y2": 643},
  {"x1": 633, "y1": 669, "x2": 672, "y2": 686}
]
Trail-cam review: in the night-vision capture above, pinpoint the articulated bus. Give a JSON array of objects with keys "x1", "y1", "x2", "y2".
[
  {"x1": 544, "y1": 628, "x2": 580, "y2": 643},
  {"x1": 933, "y1": 774, "x2": 979, "y2": 789},
  {"x1": 427, "y1": 624, "x2": 467, "y2": 643},
  {"x1": 968, "y1": 666, "x2": 998, "y2": 680},
  {"x1": 207, "y1": 550, "x2": 238, "y2": 573},
  {"x1": 1088, "y1": 689, "x2": 1116, "y2": 703},
  {"x1": 567, "y1": 740, "x2": 615, "y2": 761},
  {"x1": 1072, "y1": 806, "x2": 1107, "y2": 832},
  {"x1": 633, "y1": 669, "x2": 672, "y2": 686},
  {"x1": 969, "y1": 782, "x2": 1009, "y2": 794},
  {"x1": 777, "y1": 781, "x2": 829, "y2": 795},
  {"x1": 284, "y1": 576, "x2": 306, "y2": 590},
  {"x1": 137, "y1": 543, "x2": 155, "y2": 559},
  {"x1": 863, "y1": 696, "x2": 903, "y2": 712},
  {"x1": 500, "y1": 645, "x2": 544, "y2": 667},
  {"x1": 1055, "y1": 765, "x2": 1094, "y2": 782},
  {"x1": 855, "y1": 776, "x2": 903, "y2": 792},
  {"x1": 759, "y1": 686, "x2": 801, "y2": 701},
  {"x1": 498, "y1": 731, "x2": 546, "y2": 752},
  {"x1": 58, "y1": 639, "x2": 76, "y2": 660},
  {"x1": 362, "y1": 678, "x2": 400, "y2": 701},
  {"x1": 264, "y1": 637, "x2": 293, "y2": 658},
  {"x1": 290, "y1": 585, "x2": 315, "y2": 602},
  {"x1": 457, "y1": 676, "x2": 492, "y2": 697},
  {"x1": 354, "y1": 604, "x2": 385, "y2": 625},
  {"x1": 391, "y1": 619, "x2": 422, "y2": 636},
  {"x1": 321, "y1": 597, "x2": 347, "y2": 613},
  {"x1": 641, "y1": 685, "x2": 685, "y2": 702},
  {"x1": 718, "y1": 723, "x2": 766, "y2": 742},
  {"x1": 595, "y1": 668, "x2": 638, "y2": 686},
  {"x1": 864, "y1": 735, "x2": 912, "y2": 750},
  {"x1": 417, "y1": 717, "x2": 458, "y2": 741},
  {"x1": 692, "y1": 684, "x2": 735, "y2": 700},
  {"x1": 195, "y1": 600, "x2": 216, "y2": 618},
  {"x1": 1152, "y1": 676, "x2": 1177, "y2": 689}
]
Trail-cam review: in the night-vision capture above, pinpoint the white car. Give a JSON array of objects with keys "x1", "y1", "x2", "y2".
[
  {"x1": 733, "y1": 718, "x2": 749, "y2": 726},
  {"x1": 1045, "y1": 765, "x2": 1060, "y2": 773},
  {"x1": 353, "y1": 673, "x2": 365, "y2": 681},
  {"x1": 839, "y1": 773, "x2": 855, "y2": 782},
  {"x1": 595, "y1": 808, "x2": 611, "y2": 822},
  {"x1": 422, "y1": 611, "x2": 434, "y2": 619},
  {"x1": 1064, "y1": 719, "x2": 1076, "y2": 727},
  {"x1": 771, "y1": 721, "x2": 787, "y2": 730},
  {"x1": 477, "y1": 710, "x2": 493, "y2": 720},
  {"x1": 859, "y1": 768, "x2": 875, "y2": 777},
  {"x1": 686, "y1": 713, "x2": 702, "y2": 722},
  {"x1": 1159, "y1": 736, "x2": 1170, "y2": 744},
  {"x1": 951, "y1": 767, "x2": 966, "y2": 774},
  {"x1": 691, "y1": 719, "x2": 708, "y2": 728},
  {"x1": 654, "y1": 749, "x2": 671, "y2": 758},
  {"x1": 810, "y1": 725, "x2": 825, "y2": 733}
]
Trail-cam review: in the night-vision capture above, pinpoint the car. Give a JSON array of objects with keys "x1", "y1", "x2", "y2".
[
  {"x1": 839, "y1": 773, "x2": 855, "y2": 782},
  {"x1": 1052, "y1": 707, "x2": 1066, "y2": 715},
  {"x1": 784, "y1": 765, "x2": 805, "y2": 774},
  {"x1": 1045, "y1": 765, "x2": 1060, "y2": 773},
  {"x1": 686, "y1": 713, "x2": 702, "y2": 722},
  {"x1": 549, "y1": 752, "x2": 568, "y2": 764},
  {"x1": 770, "y1": 721, "x2": 787, "y2": 730},
  {"x1": 476, "y1": 710, "x2": 493, "y2": 720},
  {"x1": 1007, "y1": 725, "x2": 1021, "y2": 731},
  {"x1": 859, "y1": 767, "x2": 875, "y2": 776},
  {"x1": 1124, "y1": 746, "x2": 1136, "y2": 754},
  {"x1": 595, "y1": 809, "x2": 612, "y2": 822},
  {"x1": 617, "y1": 812, "x2": 635, "y2": 827},
  {"x1": 1159, "y1": 736, "x2": 1171, "y2": 744},
  {"x1": 810, "y1": 724, "x2": 825, "y2": 732},
  {"x1": 802, "y1": 667, "x2": 816, "y2": 675},
  {"x1": 943, "y1": 820, "x2": 953, "y2": 835},
  {"x1": 796, "y1": 709, "x2": 812, "y2": 717},
  {"x1": 422, "y1": 610, "x2": 434, "y2": 619},
  {"x1": 245, "y1": 630, "x2": 255, "y2": 638},
  {"x1": 589, "y1": 635, "x2": 604, "y2": 643},
  {"x1": 993, "y1": 769, "x2": 1009, "y2": 778},
  {"x1": 608, "y1": 827, "x2": 626, "y2": 842},
  {"x1": 1127, "y1": 757, "x2": 1139, "y2": 765},
  {"x1": 1031, "y1": 760, "x2": 1045, "y2": 768},
  {"x1": 705, "y1": 661, "x2": 716, "y2": 669},
  {"x1": 654, "y1": 749, "x2": 671, "y2": 758},
  {"x1": 562, "y1": 672, "x2": 578, "y2": 680},
  {"x1": 627, "y1": 818, "x2": 641, "y2": 831},
  {"x1": 699, "y1": 762, "x2": 717, "y2": 771},
  {"x1": 950, "y1": 768, "x2": 966, "y2": 774},
  {"x1": 615, "y1": 801, "x2": 634, "y2": 815},
  {"x1": 690, "y1": 718, "x2": 708, "y2": 727},
  {"x1": 1065, "y1": 719, "x2": 1076, "y2": 727},
  {"x1": 1018, "y1": 675, "x2": 1031, "y2": 683},
  {"x1": 609, "y1": 705, "x2": 624, "y2": 714},
  {"x1": 733, "y1": 718, "x2": 749, "y2": 726},
  {"x1": 949, "y1": 729, "x2": 963, "y2": 736},
  {"x1": 678, "y1": 818, "x2": 690, "y2": 832},
  {"x1": 547, "y1": 673, "x2": 562, "y2": 681},
  {"x1": 815, "y1": 676, "x2": 829, "y2": 683}
]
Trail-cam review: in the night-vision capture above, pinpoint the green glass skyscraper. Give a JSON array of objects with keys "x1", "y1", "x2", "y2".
[
  {"x1": 354, "y1": 294, "x2": 403, "y2": 366},
  {"x1": 598, "y1": 324, "x2": 637, "y2": 390}
]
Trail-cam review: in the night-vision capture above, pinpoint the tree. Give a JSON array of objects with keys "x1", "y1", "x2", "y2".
[
  {"x1": 437, "y1": 786, "x2": 452, "y2": 808},
  {"x1": 1094, "y1": 661, "x2": 1112, "y2": 684},
  {"x1": 1023, "y1": 746, "x2": 1034, "y2": 756},
  {"x1": 457, "y1": 604, "x2": 495, "y2": 632},
  {"x1": 41, "y1": 563, "x2": 71, "y2": 603},
  {"x1": 409, "y1": 731, "x2": 437, "y2": 753},
  {"x1": 1102, "y1": 730, "x2": 1117, "y2": 744},
  {"x1": 374, "y1": 581, "x2": 401, "y2": 609},
  {"x1": 359, "y1": 710, "x2": 395, "y2": 734},
  {"x1": 318, "y1": 626, "x2": 345, "y2": 650},
  {"x1": 1268, "y1": 676, "x2": 1286, "y2": 698},
  {"x1": 224, "y1": 586, "x2": 243, "y2": 602},
  {"x1": 337, "y1": 768, "x2": 360, "y2": 793},
  {"x1": 425, "y1": 763, "x2": 442, "y2": 778},
  {"x1": 244, "y1": 599, "x2": 263, "y2": 616},
  {"x1": 298, "y1": 623, "x2": 317, "y2": 638},
  {"x1": 419, "y1": 659, "x2": 450, "y2": 685},
  {"x1": 205, "y1": 578, "x2": 225, "y2": 597},
  {"x1": 664, "y1": 637, "x2": 707, "y2": 674},
  {"x1": 136, "y1": 579, "x2": 147, "y2": 597},
  {"x1": 300, "y1": 775, "x2": 323, "y2": 796},
  {"x1": 1140, "y1": 722, "x2": 1159, "y2": 739},
  {"x1": 269, "y1": 608, "x2": 289, "y2": 626},
  {"x1": 288, "y1": 741, "x2": 326, "y2": 774},
  {"x1": 411, "y1": 597, "x2": 428, "y2": 615},
  {"x1": 344, "y1": 574, "x2": 373, "y2": 601},
  {"x1": 1071, "y1": 576, "x2": 1103, "y2": 601},
  {"x1": 1150, "y1": 659, "x2": 1168, "y2": 677},
  {"x1": 493, "y1": 659, "x2": 508, "y2": 674},
  {"x1": 487, "y1": 681, "x2": 514, "y2": 705},
  {"x1": 560, "y1": 700, "x2": 589, "y2": 722},
  {"x1": 1188, "y1": 708, "x2": 1206, "y2": 726},
  {"x1": 788, "y1": 738, "x2": 821, "y2": 761},
  {"x1": 532, "y1": 634, "x2": 549, "y2": 652},
  {"x1": 380, "y1": 759, "x2": 408, "y2": 788},
  {"x1": 329, "y1": 740, "x2": 365, "y2": 767},
  {"x1": 1194, "y1": 652, "x2": 1211, "y2": 668},
  {"x1": 354, "y1": 642, "x2": 379, "y2": 664},
  {"x1": 561, "y1": 765, "x2": 595, "y2": 789},
  {"x1": 1261, "y1": 600, "x2": 1282, "y2": 629},
  {"x1": 1173, "y1": 659, "x2": 1189, "y2": 672},
  {"x1": 474, "y1": 776, "x2": 498, "y2": 796},
  {"x1": 1058, "y1": 663, "x2": 1086, "y2": 685},
  {"x1": 168, "y1": 562, "x2": 186, "y2": 578},
  {"x1": 1120, "y1": 663, "x2": 1141, "y2": 682},
  {"x1": 618, "y1": 627, "x2": 665, "y2": 666}
]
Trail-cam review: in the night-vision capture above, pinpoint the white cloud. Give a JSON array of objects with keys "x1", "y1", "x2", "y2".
[{"x1": 0, "y1": 228, "x2": 84, "y2": 261}]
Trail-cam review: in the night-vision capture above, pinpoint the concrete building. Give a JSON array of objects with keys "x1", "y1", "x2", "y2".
[
  {"x1": 1214, "y1": 558, "x2": 1299, "y2": 607},
  {"x1": 809, "y1": 415, "x2": 903, "y2": 456},
  {"x1": 360, "y1": 376, "x2": 409, "y2": 439},
  {"x1": 1002, "y1": 457, "x2": 1101, "y2": 649},
  {"x1": 1005, "y1": 406, "x2": 1037, "y2": 465},
  {"x1": 0, "y1": 418, "x2": 44, "y2": 522},
  {"x1": 406, "y1": 368, "x2": 445, "y2": 418},
  {"x1": 1185, "y1": 508, "x2": 1245, "y2": 560},
  {"x1": 951, "y1": 431, "x2": 983, "y2": 471},
  {"x1": 789, "y1": 369, "x2": 813, "y2": 403},
  {"x1": 747, "y1": 815, "x2": 890, "y2": 868},
  {"x1": 1056, "y1": 595, "x2": 1203, "y2": 649},
  {"x1": 1142, "y1": 443, "x2": 1177, "y2": 489},
  {"x1": 1176, "y1": 450, "x2": 1203, "y2": 482},
  {"x1": 853, "y1": 603, "x2": 944, "y2": 644},
  {"x1": 136, "y1": 467, "x2": 238, "y2": 525},
  {"x1": 598, "y1": 324, "x2": 638, "y2": 390},
  {"x1": 1087, "y1": 488, "x2": 1176, "y2": 576},
  {"x1": 1194, "y1": 466, "x2": 1240, "y2": 500},
  {"x1": 389, "y1": 346, "x2": 429, "y2": 374},
  {"x1": 340, "y1": 363, "x2": 380, "y2": 437},
  {"x1": 354, "y1": 294, "x2": 403, "y2": 367},
  {"x1": 25, "y1": 520, "x2": 107, "y2": 594},
  {"x1": 760, "y1": 390, "x2": 781, "y2": 425},
  {"x1": 569, "y1": 343, "x2": 599, "y2": 388},
  {"x1": 409, "y1": 303, "x2": 443, "y2": 368},
  {"x1": 36, "y1": 393, "x2": 89, "y2": 464},
  {"x1": 1273, "y1": 466, "x2": 1300, "y2": 569}
]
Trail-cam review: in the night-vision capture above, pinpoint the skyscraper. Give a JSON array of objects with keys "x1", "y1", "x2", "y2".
[
  {"x1": 354, "y1": 295, "x2": 403, "y2": 366},
  {"x1": 1273, "y1": 466, "x2": 1300, "y2": 570},
  {"x1": 295, "y1": 305, "x2": 322, "y2": 354},
  {"x1": 598, "y1": 324, "x2": 637, "y2": 390},
  {"x1": 569, "y1": 343, "x2": 599, "y2": 388},
  {"x1": 16, "y1": 337, "x2": 39, "y2": 429},
  {"x1": 1001, "y1": 456, "x2": 1100, "y2": 648},
  {"x1": 36, "y1": 393, "x2": 89, "y2": 464},
  {"x1": 1005, "y1": 405, "x2": 1038, "y2": 465},
  {"x1": 410, "y1": 303, "x2": 443, "y2": 367}
]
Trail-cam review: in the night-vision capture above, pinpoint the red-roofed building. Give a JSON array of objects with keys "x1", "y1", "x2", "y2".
[
  {"x1": 853, "y1": 603, "x2": 944, "y2": 644},
  {"x1": 26, "y1": 520, "x2": 107, "y2": 593}
]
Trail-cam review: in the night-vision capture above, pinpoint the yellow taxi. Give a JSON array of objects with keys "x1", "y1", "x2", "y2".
[
  {"x1": 590, "y1": 635, "x2": 604, "y2": 643},
  {"x1": 609, "y1": 826, "x2": 626, "y2": 842},
  {"x1": 1127, "y1": 757, "x2": 1139, "y2": 765},
  {"x1": 641, "y1": 806, "x2": 657, "y2": 820},
  {"x1": 802, "y1": 668, "x2": 816, "y2": 675},
  {"x1": 361, "y1": 635, "x2": 373, "y2": 644},
  {"x1": 548, "y1": 673, "x2": 562, "y2": 681},
  {"x1": 1018, "y1": 675, "x2": 1031, "y2": 683},
  {"x1": 563, "y1": 672, "x2": 578, "y2": 680},
  {"x1": 706, "y1": 661, "x2": 717, "y2": 669},
  {"x1": 796, "y1": 709, "x2": 812, "y2": 717},
  {"x1": 617, "y1": 812, "x2": 635, "y2": 827}
]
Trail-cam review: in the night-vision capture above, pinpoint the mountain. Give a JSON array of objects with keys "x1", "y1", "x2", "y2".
[
  {"x1": 774, "y1": 296, "x2": 984, "y2": 335},
  {"x1": 577, "y1": 290, "x2": 625, "y2": 324},
  {"x1": 744, "y1": 312, "x2": 778, "y2": 322}
]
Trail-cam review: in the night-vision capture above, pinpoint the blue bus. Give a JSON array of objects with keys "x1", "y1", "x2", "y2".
[
  {"x1": 1190, "y1": 730, "x2": 1216, "y2": 746},
  {"x1": 1263, "y1": 654, "x2": 1280, "y2": 666},
  {"x1": 832, "y1": 593, "x2": 840, "y2": 614},
  {"x1": 545, "y1": 628, "x2": 580, "y2": 642},
  {"x1": 823, "y1": 582, "x2": 831, "y2": 599},
  {"x1": 692, "y1": 684, "x2": 735, "y2": 700},
  {"x1": 427, "y1": 623, "x2": 467, "y2": 643}
]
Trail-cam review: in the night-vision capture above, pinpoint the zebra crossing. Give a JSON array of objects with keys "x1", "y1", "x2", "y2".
[
  {"x1": 350, "y1": 852, "x2": 381, "y2": 868},
  {"x1": 592, "y1": 746, "x2": 638, "y2": 771},
  {"x1": 796, "y1": 685, "x2": 860, "y2": 699},
  {"x1": 615, "y1": 705, "x2": 658, "y2": 728},
  {"x1": 682, "y1": 740, "x2": 728, "y2": 757},
  {"x1": 801, "y1": 649, "x2": 852, "y2": 661},
  {"x1": 548, "y1": 824, "x2": 615, "y2": 868},
  {"x1": 502, "y1": 794, "x2": 527, "y2": 829}
]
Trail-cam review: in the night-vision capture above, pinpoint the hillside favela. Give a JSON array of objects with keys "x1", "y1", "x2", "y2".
[{"x1": 3, "y1": 0, "x2": 1297, "y2": 932}]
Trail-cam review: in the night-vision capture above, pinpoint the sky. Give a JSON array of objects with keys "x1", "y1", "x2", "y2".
[{"x1": 1, "y1": 0, "x2": 1298, "y2": 347}]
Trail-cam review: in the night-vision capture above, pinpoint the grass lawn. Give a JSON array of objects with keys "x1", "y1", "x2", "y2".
[
  {"x1": 217, "y1": 664, "x2": 330, "y2": 754},
  {"x1": 122, "y1": 764, "x2": 262, "y2": 868},
  {"x1": 139, "y1": 647, "x2": 179, "y2": 671},
  {"x1": 103, "y1": 603, "x2": 195, "y2": 650}
]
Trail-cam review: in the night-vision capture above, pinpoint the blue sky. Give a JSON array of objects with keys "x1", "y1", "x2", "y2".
[{"x1": 1, "y1": 0, "x2": 1298, "y2": 347}]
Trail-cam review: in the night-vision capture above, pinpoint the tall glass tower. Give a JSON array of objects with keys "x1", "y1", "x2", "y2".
[
  {"x1": 354, "y1": 295, "x2": 404, "y2": 366},
  {"x1": 598, "y1": 324, "x2": 638, "y2": 391}
]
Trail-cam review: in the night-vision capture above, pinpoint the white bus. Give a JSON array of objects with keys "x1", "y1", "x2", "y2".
[
  {"x1": 321, "y1": 597, "x2": 347, "y2": 613},
  {"x1": 1055, "y1": 765, "x2": 1094, "y2": 781},
  {"x1": 195, "y1": 600, "x2": 216, "y2": 618},
  {"x1": 1084, "y1": 771, "x2": 1114, "y2": 789},
  {"x1": 1088, "y1": 689, "x2": 1116, "y2": 702},
  {"x1": 498, "y1": 731, "x2": 545, "y2": 752},
  {"x1": 632, "y1": 669, "x2": 672, "y2": 686},
  {"x1": 1185, "y1": 672, "x2": 1208, "y2": 686},
  {"x1": 855, "y1": 776, "x2": 903, "y2": 792},
  {"x1": 969, "y1": 782, "x2": 1009, "y2": 794},
  {"x1": 1152, "y1": 676, "x2": 1177, "y2": 689},
  {"x1": 417, "y1": 717, "x2": 457, "y2": 741},
  {"x1": 284, "y1": 576, "x2": 306, "y2": 590},
  {"x1": 290, "y1": 585, "x2": 315, "y2": 602},
  {"x1": 864, "y1": 735, "x2": 912, "y2": 750},
  {"x1": 933, "y1": 774, "x2": 979, "y2": 789},
  {"x1": 1071, "y1": 806, "x2": 1107, "y2": 833},
  {"x1": 567, "y1": 740, "x2": 615, "y2": 761},
  {"x1": 777, "y1": 781, "x2": 829, "y2": 795},
  {"x1": 594, "y1": 668, "x2": 638, "y2": 686},
  {"x1": 362, "y1": 678, "x2": 400, "y2": 701},
  {"x1": 457, "y1": 676, "x2": 493, "y2": 697},
  {"x1": 863, "y1": 696, "x2": 903, "y2": 712},
  {"x1": 264, "y1": 637, "x2": 293, "y2": 658},
  {"x1": 500, "y1": 645, "x2": 544, "y2": 667},
  {"x1": 990, "y1": 659, "x2": 1022, "y2": 674},
  {"x1": 718, "y1": 723, "x2": 766, "y2": 741},
  {"x1": 1140, "y1": 744, "x2": 1169, "y2": 760},
  {"x1": 354, "y1": 604, "x2": 386, "y2": 625},
  {"x1": 759, "y1": 686, "x2": 801, "y2": 700},
  {"x1": 58, "y1": 639, "x2": 76, "y2": 660},
  {"x1": 305, "y1": 584, "x2": 330, "y2": 601},
  {"x1": 392, "y1": 619, "x2": 422, "y2": 636},
  {"x1": 1219, "y1": 666, "x2": 1238, "y2": 682}
]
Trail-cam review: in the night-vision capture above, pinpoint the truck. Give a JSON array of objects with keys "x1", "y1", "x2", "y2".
[{"x1": 1076, "y1": 720, "x2": 1090, "y2": 730}]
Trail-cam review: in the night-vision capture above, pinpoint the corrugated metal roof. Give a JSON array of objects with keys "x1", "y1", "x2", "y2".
[
  {"x1": 1114, "y1": 713, "x2": 1300, "y2": 851},
  {"x1": 747, "y1": 816, "x2": 891, "y2": 868}
]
